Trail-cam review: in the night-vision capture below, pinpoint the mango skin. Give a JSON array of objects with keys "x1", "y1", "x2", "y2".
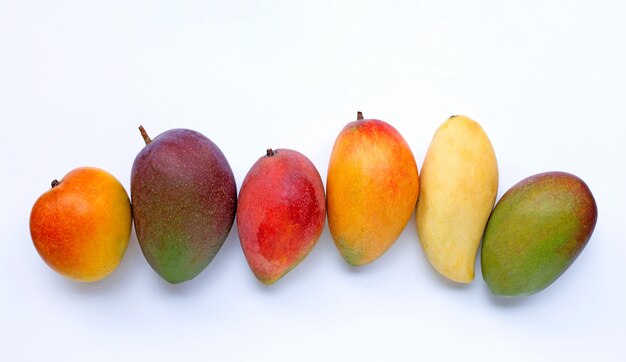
[
  {"x1": 327, "y1": 117, "x2": 419, "y2": 266},
  {"x1": 481, "y1": 172, "x2": 597, "y2": 297},
  {"x1": 237, "y1": 149, "x2": 326, "y2": 284},
  {"x1": 30, "y1": 167, "x2": 132, "y2": 282},
  {"x1": 131, "y1": 128, "x2": 237, "y2": 284},
  {"x1": 416, "y1": 115, "x2": 498, "y2": 283}
]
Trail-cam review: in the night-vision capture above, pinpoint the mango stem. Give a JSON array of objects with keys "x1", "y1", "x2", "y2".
[
  {"x1": 357, "y1": 111, "x2": 364, "y2": 120},
  {"x1": 266, "y1": 149, "x2": 275, "y2": 157},
  {"x1": 139, "y1": 125, "x2": 152, "y2": 145},
  {"x1": 51, "y1": 179, "x2": 59, "y2": 188}
]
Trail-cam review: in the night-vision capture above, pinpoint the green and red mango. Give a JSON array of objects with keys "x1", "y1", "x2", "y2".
[
  {"x1": 481, "y1": 172, "x2": 597, "y2": 297},
  {"x1": 131, "y1": 127, "x2": 237, "y2": 284}
]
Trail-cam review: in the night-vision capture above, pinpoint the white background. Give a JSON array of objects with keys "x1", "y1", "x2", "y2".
[{"x1": 1, "y1": 1, "x2": 625, "y2": 361}]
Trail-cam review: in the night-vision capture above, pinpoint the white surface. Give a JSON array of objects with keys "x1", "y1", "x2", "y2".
[{"x1": 1, "y1": 1, "x2": 625, "y2": 361}]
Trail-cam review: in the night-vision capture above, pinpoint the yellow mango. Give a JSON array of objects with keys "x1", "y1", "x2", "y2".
[{"x1": 416, "y1": 115, "x2": 498, "y2": 283}]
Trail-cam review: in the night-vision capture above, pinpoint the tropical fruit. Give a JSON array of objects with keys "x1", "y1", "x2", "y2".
[
  {"x1": 30, "y1": 167, "x2": 132, "y2": 282},
  {"x1": 416, "y1": 115, "x2": 498, "y2": 283},
  {"x1": 481, "y1": 172, "x2": 597, "y2": 297},
  {"x1": 237, "y1": 148, "x2": 326, "y2": 284},
  {"x1": 131, "y1": 126, "x2": 237, "y2": 283},
  {"x1": 327, "y1": 112, "x2": 419, "y2": 266}
]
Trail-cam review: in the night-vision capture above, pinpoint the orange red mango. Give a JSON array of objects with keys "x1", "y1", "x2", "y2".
[{"x1": 30, "y1": 167, "x2": 132, "y2": 282}]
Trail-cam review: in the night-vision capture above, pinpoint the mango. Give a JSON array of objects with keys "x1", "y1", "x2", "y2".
[
  {"x1": 131, "y1": 126, "x2": 237, "y2": 283},
  {"x1": 237, "y1": 148, "x2": 326, "y2": 284},
  {"x1": 416, "y1": 115, "x2": 498, "y2": 283},
  {"x1": 30, "y1": 167, "x2": 132, "y2": 282},
  {"x1": 481, "y1": 172, "x2": 597, "y2": 297},
  {"x1": 327, "y1": 112, "x2": 419, "y2": 266}
]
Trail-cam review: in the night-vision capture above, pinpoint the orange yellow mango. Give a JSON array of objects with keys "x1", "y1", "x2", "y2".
[{"x1": 327, "y1": 112, "x2": 419, "y2": 266}]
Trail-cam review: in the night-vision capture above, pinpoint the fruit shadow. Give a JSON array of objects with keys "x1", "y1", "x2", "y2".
[
  {"x1": 59, "y1": 227, "x2": 144, "y2": 296},
  {"x1": 483, "y1": 289, "x2": 532, "y2": 308},
  {"x1": 412, "y1": 215, "x2": 473, "y2": 291},
  {"x1": 336, "y1": 210, "x2": 422, "y2": 276},
  {"x1": 153, "y1": 223, "x2": 246, "y2": 297},
  {"x1": 250, "y1": 220, "x2": 336, "y2": 293},
  {"x1": 422, "y1": 262, "x2": 473, "y2": 291},
  {"x1": 480, "y1": 266, "x2": 575, "y2": 309},
  {"x1": 417, "y1": 240, "x2": 533, "y2": 306},
  {"x1": 475, "y1": 250, "x2": 535, "y2": 308}
]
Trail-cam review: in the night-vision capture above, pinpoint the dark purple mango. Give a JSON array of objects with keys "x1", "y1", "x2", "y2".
[
  {"x1": 481, "y1": 172, "x2": 597, "y2": 297},
  {"x1": 131, "y1": 126, "x2": 237, "y2": 283}
]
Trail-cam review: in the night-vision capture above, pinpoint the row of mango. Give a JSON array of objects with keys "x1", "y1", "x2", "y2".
[{"x1": 29, "y1": 113, "x2": 597, "y2": 297}]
